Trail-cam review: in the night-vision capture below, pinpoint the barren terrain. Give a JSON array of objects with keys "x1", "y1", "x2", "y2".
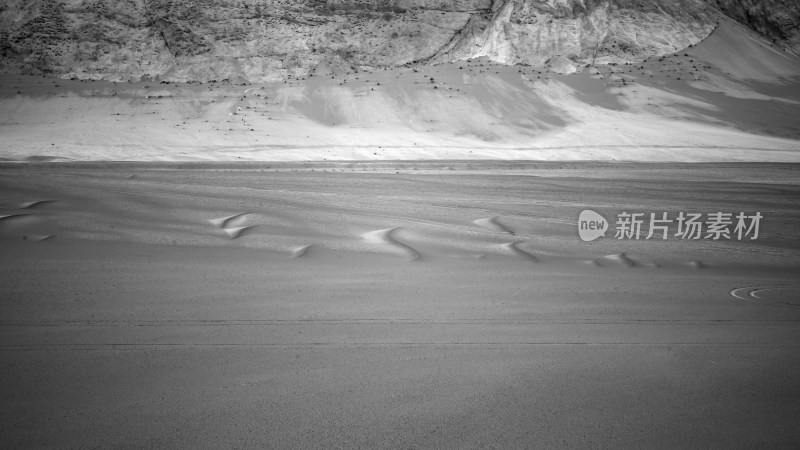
[
  {"x1": 2, "y1": 20, "x2": 799, "y2": 163},
  {"x1": 1, "y1": 163, "x2": 799, "y2": 448},
  {"x1": 1, "y1": 1, "x2": 799, "y2": 448}
]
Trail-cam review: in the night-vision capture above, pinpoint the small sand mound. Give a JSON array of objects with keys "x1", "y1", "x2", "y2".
[
  {"x1": 361, "y1": 228, "x2": 421, "y2": 261},
  {"x1": 18, "y1": 200, "x2": 55, "y2": 209},
  {"x1": 500, "y1": 241, "x2": 538, "y2": 262},
  {"x1": 600, "y1": 253, "x2": 637, "y2": 267},
  {"x1": 223, "y1": 226, "x2": 252, "y2": 239},
  {"x1": 291, "y1": 244, "x2": 313, "y2": 258},
  {"x1": 474, "y1": 217, "x2": 515, "y2": 235},
  {"x1": 208, "y1": 213, "x2": 249, "y2": 228}
]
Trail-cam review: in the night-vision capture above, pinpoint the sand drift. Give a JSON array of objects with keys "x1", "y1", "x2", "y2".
[
  {"x1": 1, "y1": 162, "x2": 799, "y2": 448},
  {"x1": 2, "y1": 23, "x2": 799, "y2": 163}
]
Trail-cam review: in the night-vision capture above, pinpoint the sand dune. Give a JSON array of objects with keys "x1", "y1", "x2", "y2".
[
  {"x1": 500, "y1": 241, "x2": 539, "y2": 262},
  {"x1": 474, "y1": 217, "x2": 516, "y2": 235},
  {"x1": 1, "y1": 162, "x2": 796, "y2": 269},
  {"x1": 222, "y1": 226, "x2": 252, "y2": 239},
  {"x1": 208, "y1": 213, "x2": 250, "y2": 228},
  {"x1": 208, "y1": 213, "x2": 255, "y2": 239},
  {"x1": 290, "y1": 244, "x2": 313, "y2": 258},
  {"x1": 1, "y1": 164, "x2": 799, "y2": 448},
  {"x1": 599, "y1": 253, "x2": 639, "y2": 267},
  {"x1": 18, "y1": 200, "x2": 55, "y2": 209},
  {"x1": 361, "y1": 228, "x2": 422, "y2": 261},
  {"x1": 0, "y1": 23, "x2": 797, "y2": 162},
  {"x1": 0, "y1": 12, "x2": 798, "y2": 449}
]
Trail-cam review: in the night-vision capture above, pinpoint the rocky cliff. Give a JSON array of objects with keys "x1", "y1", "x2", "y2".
[
  {"x1": 0, "y1": 0, "x2": 793, "y2": 82},
  {"x1": 713, "y1": 0, "x2": 800, "y2": 55}
]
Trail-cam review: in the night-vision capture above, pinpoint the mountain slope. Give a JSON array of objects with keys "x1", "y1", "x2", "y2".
[
  {"x1": 1, "y1": 18, "x2": 798, "y2": 162},
  {"x1": 713, "y1": 0, "x2": 800, "y2": 56},
  {"x1": 0, "y1": 0, "x2": 722, "y2": 82},
  {"x1": 432, "y1": 0, "x2": 715, "y2": 67}
]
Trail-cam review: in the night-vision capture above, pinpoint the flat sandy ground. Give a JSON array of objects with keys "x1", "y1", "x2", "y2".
[{"x1": 1, "y1": 162, "x2": 799, "y2": 448}]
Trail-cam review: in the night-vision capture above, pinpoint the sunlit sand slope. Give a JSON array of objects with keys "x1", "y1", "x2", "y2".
[{"x1": 1, "y1": 22, "x2": 798, "y2": 162}]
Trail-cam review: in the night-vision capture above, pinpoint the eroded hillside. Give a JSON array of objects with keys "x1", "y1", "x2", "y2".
[{"x1": 0, "y1": 0, "x2": 736, "y2": 82}]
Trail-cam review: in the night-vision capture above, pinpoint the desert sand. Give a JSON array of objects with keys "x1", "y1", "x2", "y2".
[
  {"x1": 1, "y1": 21, "x2": 799, "y2": 163},
  {"x1": 1, "y1": 7, "x2": 800, "y2": 449},
  {"x1": 1, "y1": 162, "x2": 799, "y2": 448}
]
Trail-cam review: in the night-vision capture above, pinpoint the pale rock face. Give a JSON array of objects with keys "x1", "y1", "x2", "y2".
[
  {"x1": 547, "y1": 55, "x2": 578, "y2": 74},
  {"x1": 326, "y1": 0, "x2": 493, "y2": 11},
  {"x1": 0, "y1": 0, "x2": 791, "y2": 82},
  {"x1": 434, "y1": 0, "x2": 716, "y2": 66}
]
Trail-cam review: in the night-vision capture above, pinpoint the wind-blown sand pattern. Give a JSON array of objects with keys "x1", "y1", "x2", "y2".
[
  {"x1": 0, "y1": 5, "x2": 799, "y2": 446},
  {"x1": 500, "y1": 241, "x2": 539, "y2": 262},
  {"x1": 18, "y1": 200, "x2": 55, "y2": 209},
  {"x1": 208, "y1": 213, "x2": 249, "y2": 229},
  {"x1": 0, "y1": 213, "x2": 57, "y2": 241},
  {"x1": 290, "y1": 244, "x2": 313, "y2": 258},
  {"x1": 1, "y1": 163, "x2": 799, "y2": 448},
  {"x1": 222, "y1": 226, "x2": 252, "y2": 239},
  {"x1": 599, "y1": 252, "x2": 639, "y2": 267},
  {"x1": 208, "y1": 213, "x2": 254, "y2": 239},
  {"x1": 361, "y1": 228, "x2": 422, "y2": 261},
  {"x1": 2, "y1": 23, "x2": 798, "y2": 164},
  {"x1": 474, "y1": 217, "x2": 516, "y2": 235}
]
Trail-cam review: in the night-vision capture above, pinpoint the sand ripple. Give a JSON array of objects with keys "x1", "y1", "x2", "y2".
[
  {"x1": 361, "y1": 228, "x2": 421, "y2": 261},
  {"x1": 474, "y1": 217, "x2": 515, "y2": 235}
]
